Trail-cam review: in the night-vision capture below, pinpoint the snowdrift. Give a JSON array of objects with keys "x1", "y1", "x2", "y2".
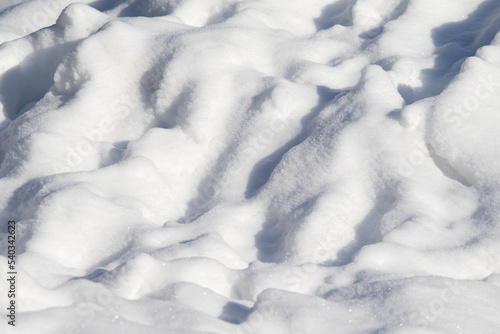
[{"x1": 1, "y1": 0, "x2": 500, "y2": 333}]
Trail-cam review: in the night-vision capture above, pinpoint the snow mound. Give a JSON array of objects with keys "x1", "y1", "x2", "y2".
[{"x1": 1, "y1": 0, "x2": 500, "y2": 333}]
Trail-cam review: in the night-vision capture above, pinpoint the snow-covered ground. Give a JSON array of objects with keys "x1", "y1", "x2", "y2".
[{"x1": 1, "y1": 0, "x2": 500, "y2": 333}]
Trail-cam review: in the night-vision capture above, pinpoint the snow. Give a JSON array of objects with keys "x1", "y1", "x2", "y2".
[{"x1": 1, "y1": 0, "x2": 500, "y2": 333}]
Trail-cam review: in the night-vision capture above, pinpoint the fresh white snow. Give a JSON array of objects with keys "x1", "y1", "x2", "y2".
[{"x1": 1, "y1": 0, "x2": 500, "y2": 333}]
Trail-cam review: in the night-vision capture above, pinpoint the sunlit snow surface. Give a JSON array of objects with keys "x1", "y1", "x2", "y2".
[{"x1": 1, "y1": 0, "x2": 500, "y2": 333}]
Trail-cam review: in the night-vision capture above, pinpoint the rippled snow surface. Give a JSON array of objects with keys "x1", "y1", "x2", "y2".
[{"x1": 1, "y1": 0, "x2": 500, "y2": 333}]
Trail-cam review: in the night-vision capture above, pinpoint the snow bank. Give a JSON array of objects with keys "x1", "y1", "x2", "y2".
[{"x1": 1, "y1": 0, "x2": 500, "y2": 333}]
